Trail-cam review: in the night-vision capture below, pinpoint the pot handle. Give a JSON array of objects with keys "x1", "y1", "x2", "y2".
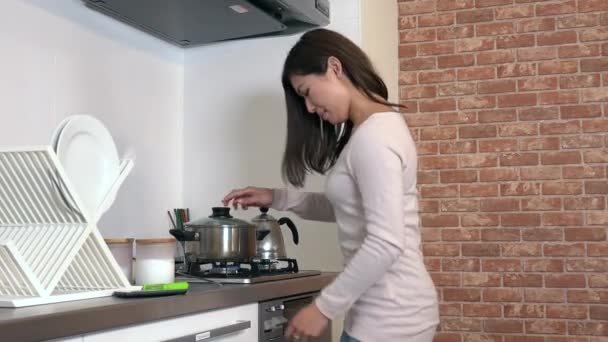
[
  {"x1": 169, "y1": 229, "x2": 197, "y2": 241},
  {"x1": 278, "y1": 217, "x2": 299, "y2": 245}
]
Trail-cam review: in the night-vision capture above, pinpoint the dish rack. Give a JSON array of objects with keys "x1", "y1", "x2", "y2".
[{"x1": 0, "y1": 146, "x2": 132, "y2": 307}]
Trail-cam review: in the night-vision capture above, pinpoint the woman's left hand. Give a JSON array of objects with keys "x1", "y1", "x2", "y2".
[{"x1": 285, "y1": 303, "x2": 329, "y2": 341}]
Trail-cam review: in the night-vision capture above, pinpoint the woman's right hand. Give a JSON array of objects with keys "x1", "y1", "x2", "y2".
[{"x1": 222, "y1": 186, "x2": 274, "y2": 210}]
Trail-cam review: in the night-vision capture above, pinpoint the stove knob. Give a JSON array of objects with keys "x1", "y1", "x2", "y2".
[
  {"x1": 267, "y1": 306, "x2": 276, "y2": 312},
  {"x1": 278, "y1": 304, "x2": 285, "y2": 310}
]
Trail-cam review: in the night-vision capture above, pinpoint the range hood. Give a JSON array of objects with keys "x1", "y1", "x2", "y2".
[{"x1": 83, "y1": 0, "x2": 330, "y2": 48}]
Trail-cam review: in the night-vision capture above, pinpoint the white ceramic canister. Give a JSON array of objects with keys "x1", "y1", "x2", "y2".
[
  {"x1": 134, "y1": 238, "x2": 176, "y2": 285},
  {"x1": 104, "y1": 238, "x2": 134, "y2": 284}
]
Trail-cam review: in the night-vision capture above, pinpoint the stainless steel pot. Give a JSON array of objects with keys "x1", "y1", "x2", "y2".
[{"x1": 169, "y1": 207, "x2": 256, "y2": 261}]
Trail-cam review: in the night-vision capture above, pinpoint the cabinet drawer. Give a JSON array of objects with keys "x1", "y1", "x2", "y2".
[{"x1": 83, "y1": 303, "x2": 258, "y2": 342}]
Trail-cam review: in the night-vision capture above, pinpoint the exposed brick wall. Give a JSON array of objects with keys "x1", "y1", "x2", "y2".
[{"x1": 398, "y1": 0, "x2": 608, "y2": 340}]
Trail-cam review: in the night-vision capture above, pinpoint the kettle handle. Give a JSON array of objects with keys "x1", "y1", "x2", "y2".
[
  {"x1": 278, "y1": 217, "x2": 299, "y2": 245},
  {"x1": 169, "y1": 229, "x2": 196, "y2": 241}
]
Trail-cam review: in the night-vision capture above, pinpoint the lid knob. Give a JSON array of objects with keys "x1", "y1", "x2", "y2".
[
  {"x1": 210, "y1": 207, "x2": 232, "y2": 218},
  {"x1": 260, "y1": 207, "x2": 269, "y2": 213}
]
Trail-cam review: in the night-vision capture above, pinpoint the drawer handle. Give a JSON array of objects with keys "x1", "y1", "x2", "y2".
[{"x1": 162, "y1": 320, "x2": 251, "y2": 342}]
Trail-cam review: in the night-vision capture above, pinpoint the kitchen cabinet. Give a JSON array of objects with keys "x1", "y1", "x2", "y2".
[
  {"x1": 48, "y1": 337, "x2": 84, "y2": 342},
  {"x1": 83, "y1": 303, "x2": 258, "y2": 342}
]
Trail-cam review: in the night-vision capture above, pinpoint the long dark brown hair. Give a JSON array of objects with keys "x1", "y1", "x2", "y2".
[{"x1": 281, "y1": 28, "x2": 403, "y2": 187}]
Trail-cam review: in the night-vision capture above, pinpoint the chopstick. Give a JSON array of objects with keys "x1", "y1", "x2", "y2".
[{"x1": 167, "y1": 210, "x2": 176, "y2": 230}]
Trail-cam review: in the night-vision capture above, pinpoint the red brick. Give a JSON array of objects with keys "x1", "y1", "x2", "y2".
[
  {"x1": 520, "y1": 137, "x2": 560, "y2": 151},
  {"x1": 439, "y1": 83, "x2": 477, "y2": 96},
  {"x1": 439, "y1": 111, "x2": 477, "y2": 125},
  {"x1": 590, "y1": 306, "x2": 608, "y2": 320},
  {"x1": 498, "y1": 63, "x2": 536, "y2": 78},
  {"x1": 398, "y1": 16, "x2": 416, "y2": 30},
  {"x1": 442, "y1": 258, "x2": 481, "y2": 272},
  {"x1": 476, "y1": 0, "x2": 512, "y2": 7},
  {"x1": 498, "y1": 94, "x2": 537, "y2": 107},
  {"x1": 484, "y1": 320, "x2": 523, "y2": 333},
  {"x1": 461, "y1": 184, "x2": 499, "y2": 197},
  {"x1": 463, "y1": 304, "x2": 501, "y2": 317},
  {"x1": 544, "y1": 243, "x2": 586, "y2": 256},
  {"x1": 583, "y1": 119, "x2": 608, "y2": 133},
  {"x1": 398, "y1": 45, "x2": 417, "y2": 58},
  {"x1": 559, "y1": 74, "x2": 600, "y2": 89},
  {"x1": 589, "y1": 274, "x2": 608, "y2": 288},
  {"x1": 400, "y1": 29, "x2": 437, "y2": 43},
  {"x1": 458, "y1": 67, "x2": 495, "y2": 81},
  {"x1": 419, "y1": 171, "x2": 439, "y2": 184},
  {"x1": 439, "y1": 54, "x2": 475, "y2": 68},
  {"x1": 456, "y1": 9, "x2": 494, "y2": 24},
  {"x1": 538, "y1": 31, "x2": 578, "y2": 46},
  {"x1": 400, "y1": 57, "x2": 436, "y2": 71},
  {"x1": 566, "y1": 227, "x2": 607, "y2": 241},
  {"x1": 440, "y1": 141, "x2": 477, "y2": 154},
  {"x1": 559, "y1": 44, "x2": 601, "y2": 58},
  {"x1": 434, "y1": 332, "x2": 461, "y2": 342},
  {"x1": 420, "y1": 184, "x2": 459, "y2": 198},
  {"x1": 546, "y1": 274, "x2": 587, "y2": 288},
  {"x1": 543, "y1": 181, "x2": 583, "y2": 195},
  {"x1": 539, "y1": 90, "x2": 579, "y2": 105},
  {"x1": 418, "y1": 42, "x2": 455, "y2": 56},
  {"x1": 525, "y1": 289, "x2": 566, "y2": 303},
  {"x1": 429, "y1": 272, "x2": 461, "y2": 286},
  {"x1": 502, "y1": 243, "x2": 543, "y2": 256},
  {"x1": 517, "y1": 18, "x2": 555, "y2": 32},
  {"x1": 499, "y1": 122, "x2": 538, "y2": 137},
  {"x1": 456, "y1": 38, "x2": 495, "y2": 53},
  {"x1": 441, "y1": 199, "x2": 479, "y2": 212},
  {"x1": 420, "y1": 127, "x2": 458, "y2": 140},
  {"x1": 544, "y1": 212, "x2": 584, "y2": 226},
  {"x1": 525, "y1": 259, "x2": 564, "y2": 272},
  {"x1": 460, "y1": 154, "x2": 498, "y2": 168},
  {"x1": 440, "y1": 303, "x2": 462, "y2": 316},
  {"x1": 517, "y1": 46, "x2": 557, "y2": 61},
  {"x1": 520, "y1": 166, "x2": 561, "y2": 180},
  {"x1": 541, "y1": 151, "x2": 581, "y2": 165},
  {"x1": 558, "y1": 14, "x2": 599, "y2": 28},
  {"x1": 481, "y1": 228, "x2": 521, "y2": 241},
  {"x1": 584, "y1": 149, "x2": 608, "y2": 163},
  {"x1": 420, "y1": 200, "x2": 440, "y2": 214},
  {"x1": 459, "y1": 125, "x2": 497, "y2": 138},
  {"x1": 420, "y1": 99, "x2": 456, "y2": 113},
  {"x1": 438, "y1": 25, "x2": 475, "y2": 40},
  {"x1": 462, "y1": 213, "x2": 500, "y2": 226},
  {"x1": 398, "y1": 71, "x2": 417, "y2": 85},
  {"x1": 504, "y1": 273, "x2": 543, "y2": 287},
  {"x1": 424, "y1": 258, "x2": 441, "y2": 272},
  {"x1": 525, "y1": 320, "x2": 567, "y2": 335},
  {"x1": 518, "y1": 77, "x2": 558, "y2": 91},
  {"x1": 567, "y1": 259, "x2": 608, "y2": 272},
  {"x1": 437, "y1": 0, "x2": 475, "y2": 11},
  {"x1": 462, "y1": 243, "x2": 500, "y2": 256},
  {"x1": 477, "y1": 51, "x2": 515, "y2": 66},
  {"x1": 440, "y1": 170, "x2": 477, "y2": 183},
  {"x1": 420, "y1": 156, "x2": 458, "y2": 170},
  {"x1": 568, "y1": 290, "x2": 608, "y2": 304},
  {"x1": 419, "y1": 70, "x2": 456, "y2": 83},
  {"x1": 496, "y1": 4, "x2": 534, "y2": 19},
  {"x1": 581, "y1": 58, "x2": 608, "y2": 72},
  {"x1": 578, "y1": 0, "x2": 608, "y2": 12},
  {"x1": 519, "y1": 107, "x2": 559, "y2": 121},
  {"x1": 463, "y1": 273, "x2": 501, "y2": 287},
  {"x1": 561, "y1": 104, "x2": 602, "y2": 118},
  {"x1": 422, "y1": 214, "x2": 460, "y2": 227},
  {"x1": 479, "y1": 168, "x2": 518, "y2": 181},
  {"x1": 538, "y1": 61, "x2": 578, "y2": 75},
  {"x1": 418, "y1": 13, "x2": 455, "y2": 27},
  {"x1": 484, "y1": 289, "x2": 523, "y2": 302},
  {"x1": 522, "y1": 198, "x2": 562, "y2": 211},
  {"x1": 546, "y1": 305, "x2": 588, "y2": 319},
  {"x1": 398, "y1": 0, "x2": 435, "y2": 15},
  {"x1": 400, "y1": 85, "x2": 437, "y2": 99},
  {"x1": 501, "y1": 182, "x2": 540, "y2": 196},
  {"x1": 458, "y1": 96, "x2": 496, "y2": 109},
  {"x1": 497, "y1": 34, "x2": 535, "y2": 49},
  {"x1": 535, "y1": 0, "x2": 576, "y2": 16},
  {"x1": 569, "y1": 322, "x2": 608, "y2": 336},
  {"x1": 540, "y1": 120, "x2": 581, "y2": 135},
  {"x1": 505, "y1": 304, "x2": 545, "y2": 318},
  {"x1": 480, "y1": 198, "x2": 519, "y2": 212},
  {"x1": 580, "y1": 28, "x2": 608, "y2": 42},
  {"x1": 405, "y1": 113, "x2": 438, "y2": 127},
  {"x1": 499, "y1": 152, "x2": 539, "y2": 166},
  {"x1": 564, "y1": 196, "x2": 606, "y2": 210},
  {"x1": 443, "y1": 228, "x2": 481, "y2": 241},
  {"x1": 479, "y1": 139, "x2": 518, "y2": 152},
  {"x1": 476, "y1": 23, "x2": 514, "y2": 37},
  {"x1": 501, "y1": 213, "x2": 541, "y2": 226},
  {"x1": 564, "y1": 165, "x2": 605, "y2": 178}
]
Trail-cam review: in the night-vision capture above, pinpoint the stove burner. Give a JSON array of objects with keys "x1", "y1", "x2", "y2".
[{"x1": 187, "y1": 258, "x2": 299, "y2": 279}]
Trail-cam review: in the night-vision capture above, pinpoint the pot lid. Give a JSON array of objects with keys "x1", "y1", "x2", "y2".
[{"x1": 186, "y1": 207, "x2": 252, "y2": 229}]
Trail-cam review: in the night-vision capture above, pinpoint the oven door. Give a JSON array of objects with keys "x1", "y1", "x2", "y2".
[{"x1": 260, "y1": 293, "x2": 332, "y2": 342}]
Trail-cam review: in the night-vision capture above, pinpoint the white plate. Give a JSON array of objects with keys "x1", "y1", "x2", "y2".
[
  {"x1": 56, "y1": 115, "x2": 120, "y2": 217},
  {"x1": 50, "y1": 117, "x2": 73, "y2": 150}
]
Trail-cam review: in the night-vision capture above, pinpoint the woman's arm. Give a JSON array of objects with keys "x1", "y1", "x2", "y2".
[
  {"x1": 271, "y1": 189, "x2": 336, "y2": 223},
  {"x1": 314, "y1": 134, "x2": 408, "y2": 319}
]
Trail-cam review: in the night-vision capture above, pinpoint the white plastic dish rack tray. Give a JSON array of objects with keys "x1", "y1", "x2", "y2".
[{"x1": 0, "y1": 146, "x2": 131, "y2": 307}]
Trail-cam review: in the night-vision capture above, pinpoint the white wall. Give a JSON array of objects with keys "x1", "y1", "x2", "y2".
[{"x1": 0, "y1": 0, "x2": 184, "y2": 238}]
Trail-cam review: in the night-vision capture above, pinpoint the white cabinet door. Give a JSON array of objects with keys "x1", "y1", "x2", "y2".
[{"x1": 83, "y1": 303, "x2": 258, "y2": 342}]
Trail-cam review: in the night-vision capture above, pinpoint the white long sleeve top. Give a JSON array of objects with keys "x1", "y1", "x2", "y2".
[{"x1": 272, "y1": 112, "x2": 439, "y2": 341}]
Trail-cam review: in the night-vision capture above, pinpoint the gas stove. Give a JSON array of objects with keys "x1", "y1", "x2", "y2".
[{"x1": 176, "y1": 258, "x2": 321, "y2": 284}]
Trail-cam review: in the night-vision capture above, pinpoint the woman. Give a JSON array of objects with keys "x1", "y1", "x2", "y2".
[{"x1": 222, "y1": 29, "x2": 439, "y2": 342}]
